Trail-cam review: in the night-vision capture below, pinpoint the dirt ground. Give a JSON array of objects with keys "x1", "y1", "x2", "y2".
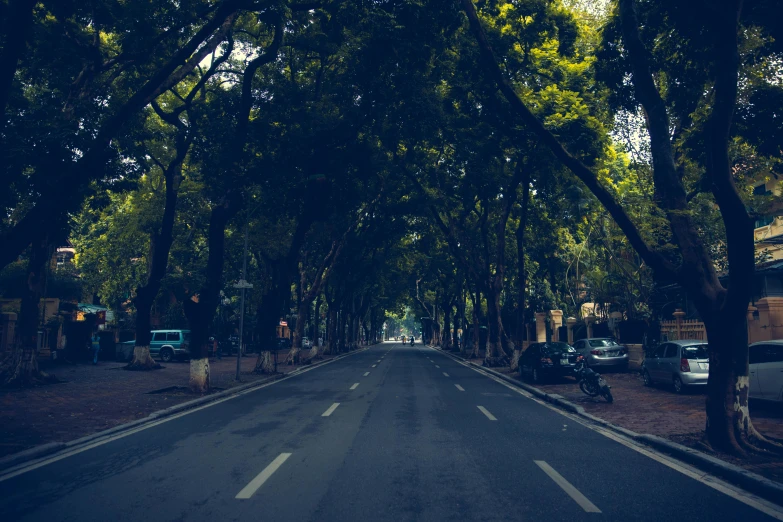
[{"x1": 0, "y1": 350, "x2": 331, "y2": 459}]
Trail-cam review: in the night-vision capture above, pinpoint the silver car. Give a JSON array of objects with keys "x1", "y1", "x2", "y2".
[
  {"x1": 572, "y1": 338, "x2": 629, "y2": 368},
  {"x1": 642, "y1": 340, "x2": 709, "y2": 393}
]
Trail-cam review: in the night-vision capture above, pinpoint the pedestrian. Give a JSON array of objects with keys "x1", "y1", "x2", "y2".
[{"x1": 90, "y1": 332, "x2": 101, "y2": 365}]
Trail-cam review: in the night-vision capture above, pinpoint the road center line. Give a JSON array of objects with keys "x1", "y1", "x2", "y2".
[
  {"x1": 534, "y1": 461, "x2": 601, "y2": 513},
  {"x1": 321, "y1": 403, "x2": 340, "y2": 417},
  {"x1": 372, "y1": 364, "x2": 377, "y2": 368},
  {"x1": 443, "y1": 372, "x2": 450, "y2": 377},
  {"x1": 455, "y1": 384, "x2": 465, "y2": 391},
  {"x1": 363, "y1": 371, "x2": 370, "y2": 376},
  {"x1": 477, "y1": 406, "x2": 497, "y2": 421},
  {"x1": 350, "y1": 383, "x2": 359, "y2": 390},
  {"x1": 236, "y1": 453, "x2": 292, "y2": 499},
  {"x1": 435, "y1": 365, "x2": 440, "y2": 368}
]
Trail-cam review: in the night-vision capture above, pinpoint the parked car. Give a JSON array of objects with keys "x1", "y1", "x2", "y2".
[
  {"x1": 572, "y1": 338, "x2": 628, "y2": 369},
  {"x1": 749, "y1": 340, "x2": 783, "y2": 402},
  {"x1": 519, "y1": 342, "x2": 579, "y2": 383},
  {"x1": 302, "y1": 337, "x2": 313, "y2": 349},
  {"x1": 642, "y1": 340, "x2": 709, "y2": 393},
  {"x1": 150, "y1": 330, "x2": 191, "y2": 362}
]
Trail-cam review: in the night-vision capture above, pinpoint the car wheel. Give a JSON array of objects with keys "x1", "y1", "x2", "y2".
[
  {"x1": 160, "y1": 348, "x2": 174, "y2": 363},
  {"x1": 642, "y1": 369, "x2": 653, "y2": 387},
  {"x1": 673, "y1": 375, "x2": 685, "y2": 393}
]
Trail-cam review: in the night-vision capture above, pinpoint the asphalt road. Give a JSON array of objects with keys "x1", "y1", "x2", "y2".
[{"x1": 2, "y1": 342, "x2": 781, "y2": 522}]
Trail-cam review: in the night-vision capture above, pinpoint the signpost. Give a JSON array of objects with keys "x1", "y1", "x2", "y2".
[{"x1": 233, "y1": 225, "x2": 254, "y2": 381}]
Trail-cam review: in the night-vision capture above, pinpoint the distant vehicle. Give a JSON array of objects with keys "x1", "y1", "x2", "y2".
[
  {"x1": 642, "y1": 340, "x2": 709, "y2": 393},
  {"x1": 519, "y1": 342, "x2": 579, "y2": 383},
  {"x1": 150, "y1": 330, "x2": 191, "y2": 362},
  {"x1": 302, "y1": 337, "x2": 313, "y2": 348},
  {"x1": 572, "y1": 338, "x2": 628, "y2": 369},
  {"x1": 749, "y1": 340, "x2": 783, "y2": 402}
]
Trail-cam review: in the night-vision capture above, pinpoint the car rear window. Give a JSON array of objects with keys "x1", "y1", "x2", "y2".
[
  {"x1": 542, "y1": 343, "x2": 575, "y2": 355},
  {"x1": 682, "y1": 344, "x2": 709, "y2": 360},
  {"x1": 588, "y1": 339, "x2": 618, "y2": 348}
]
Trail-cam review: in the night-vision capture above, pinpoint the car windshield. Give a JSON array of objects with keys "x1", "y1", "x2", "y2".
[
  {"x1": 542, "y1": 343, "x2": 575, "y2": 355},
  {"x1": 588, "y1": 339, "x2": 618, "y2": 348},
  {"x1": 682, "y1": 344, "x2": 709, "y2": 359}
]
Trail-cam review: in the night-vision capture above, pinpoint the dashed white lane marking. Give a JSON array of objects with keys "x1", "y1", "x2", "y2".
[
  {"x1": 350, "y1": 383, "x2": 359, "y2": 390},
  {"x1": 363, "y1": 372, "x2": 370, "y2": 376},
  {"x1": 372, "y1": 364, "x2": 377, "y2": 368},
  {"x1": 236, "y1": 453, "x2": 292, "y2": 499},
  {"x1": 455, "y1": 384, "x2": 465, "y2": 391},
  {"x1": 321, "y1": 403, "x2": 340, "y2": 417},
  {"x1": 534, "y1": 461, "x2": 601, "y2": 513},
  {"x1": 477, "y1": 406, "x2": 497, "y2": 421},
  {"x1": 443, "y1": 372, "x2": 450, "y2": 377},
  {"x1": 435, "y1": 365, "x2": 440, "y2": 368}
]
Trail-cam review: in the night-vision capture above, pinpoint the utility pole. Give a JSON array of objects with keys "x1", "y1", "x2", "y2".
[{"x1": 233, "y1": 225, "x2": 253, "y2": 381}]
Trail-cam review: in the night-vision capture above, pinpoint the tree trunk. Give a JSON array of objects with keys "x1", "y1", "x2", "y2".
[
  {"x1": 515, "y1": 169, "x2": 530, "y2": 345},
  {"x1": 469, "y1": 289, "x2": 480, "y2": 358},
  {"x1": 485, "y1": 284, "x2": 509, "y2": 365},
  {"x1": 442, "y1": 301, "x2": 452, "y2": 351},
  {"x1": 127, "y1": 157, "x2": 184, "y2": 371},
  {"x1": 254, "y1": 350, "x2": 275, "y2": 374},
  {"x1": 183, "y1": 196, "x2": 238, "y2": 393},
  {"x1": 703, "y1": 312, "x2": 769, "y2": 454},
  {"x1": 0, "y1": 235, "x2": 55, "y2": 386}
]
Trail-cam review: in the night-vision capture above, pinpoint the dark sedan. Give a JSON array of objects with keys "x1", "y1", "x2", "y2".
[{"x1": 520, "y1": 342, "x2": 580, "y2": 383}]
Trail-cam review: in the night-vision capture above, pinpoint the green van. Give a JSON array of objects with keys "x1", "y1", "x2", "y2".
[{"x1": 150, "y1": 330, "x2": 191, "y2": 362}]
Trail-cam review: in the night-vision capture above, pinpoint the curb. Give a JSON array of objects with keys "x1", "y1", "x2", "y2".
[
  {"x1": 432, "y1": 347, "x2": 783, "y2": 507},
  {"x1": 0, "y1": 347, "x2": 369, "y2": 475}
]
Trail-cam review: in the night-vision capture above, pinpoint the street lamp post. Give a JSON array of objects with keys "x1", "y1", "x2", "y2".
[{"x1": 233, "y1": 225, "x2": 253, "y2": 382}]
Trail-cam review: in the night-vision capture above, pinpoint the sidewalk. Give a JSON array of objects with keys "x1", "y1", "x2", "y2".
[{"x1": 0, "y1": 350, "x2": 327, "y2": 459}]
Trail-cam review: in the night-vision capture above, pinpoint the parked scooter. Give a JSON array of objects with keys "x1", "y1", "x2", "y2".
[{"x1": 574, "y1": 357, "x2": 613, "y2": 403}]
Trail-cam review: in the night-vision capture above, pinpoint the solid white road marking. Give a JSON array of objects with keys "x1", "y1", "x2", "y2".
[
  {"x1": 443, "y1": 372, "x2": 450, "y2": 377},
  {"x1": 321, "y1": 403, "x2": 340, "y2": 417},
  {"x1": 455, "y1": 384, "x2": 465, "y2": 391},
  {"x1": 534, "y1": 461, "x2": 601, "y2": 513},
  {"x1": 236, "y1": 453, "x2": 292, "y2": 499},
  {"x1": 363, "y1": 372, "x2": 370, "y2": 376},
  {"x1": 350, "y1": 383, "x2": 359, "y2": 390},
  {"x1": 477, "y1": 406, "x2": 497, "y2": 421}
]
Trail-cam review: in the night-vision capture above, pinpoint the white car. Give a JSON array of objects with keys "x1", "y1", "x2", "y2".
[
  {"x1": 302, "y1": 337, "x2": 313, "y2": 349},
  {"x1": 749, "y1": 340, "x2": 783, "y2": 402}
]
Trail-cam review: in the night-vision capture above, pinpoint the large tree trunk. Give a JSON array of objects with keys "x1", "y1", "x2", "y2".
[
  {"x1": 183, "y1": 197, "x2": 237, "y2": 393},
  {"x1": 485, "y1": 283, "x2": 509, "y2": 365},
  {"x1": 703, "y1": 311, "x2": 771, "y2": 454},
  {"x1": 442, "y1": 300, "x2": 452, "y2": 351},
  {"x1": 127, "y1": 144, "x2": 185, "y2": 371},
  {"x1": 0, "y1": 235, "x2": 56, "y2": 386}
]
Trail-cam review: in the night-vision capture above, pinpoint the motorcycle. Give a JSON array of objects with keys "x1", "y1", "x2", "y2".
[
  {"x1": 410, "y1": 337, "x2": 415, "y2": 346},
  {"x1": 574, "y1": 358, "x2": 613, "y2": 403}
]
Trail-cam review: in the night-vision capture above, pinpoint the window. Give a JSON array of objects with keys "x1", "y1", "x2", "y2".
[
  {"x1": 664, "y1": 344, "x2": 679, "y2": 358},
  {"x1": 542, "y1": 342, "x2": 575, "y2": 355},
  {"x1": 751, "y1": 344, "x2": 783, "y2": 364},
  {"x1": 588, "y1": 339, "x2": 619, "y2": 348},
  {"x1": 682, "y1": 344, "x2": 709, "y2": 360},
  {"x1": 654, "y1": 344, "x2": 668, "y2": 358},
  {"x1": 166, "y1": 332, "x2": 180, "y2": 341},
  {"x1": 755, "y1": 216, "x2": 774, "y2": 228},
  {"x1": 749, "y1": 345, "x2": 763, "y2": 365},
  {"x1": 152, "y1": 332, "x2": 166, "y2": 341}
]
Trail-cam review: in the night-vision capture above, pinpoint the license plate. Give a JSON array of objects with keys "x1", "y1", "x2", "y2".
[
  {"x1": 560, "y1": 358, "x2": 569, "y2": 365},
  {"x1": 699, "y1": 363, "x2": 709, "y2": 370},
  {"x1": 607, "y1": 351, "x2": 618, "y2": 356}
]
